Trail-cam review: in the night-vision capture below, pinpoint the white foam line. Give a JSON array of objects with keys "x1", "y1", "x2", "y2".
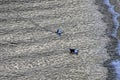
[
  {"x1": 111, "y1": 60, "x2": 120, "y2": 80},
  {"x1": 104, "y1": 0, "x2": 120, "y2": 38},
  {"x1": 104, "y1": 0, "x2": 120, "y2": 80}
]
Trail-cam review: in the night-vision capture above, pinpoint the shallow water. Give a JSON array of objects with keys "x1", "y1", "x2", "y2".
[
  {"x1": 111, "y1": 60, "x2": 120, "y2": 80},
  {"x1": 104, "y1": 0, "x2": 120, "y2": 80},
  {"x1": 104, "y1": 0, "x2": 120, "y2": 38}
]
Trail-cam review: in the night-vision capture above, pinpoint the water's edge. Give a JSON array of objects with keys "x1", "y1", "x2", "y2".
[{"x1": 95, "y1": 0, "x2": 120, "y2": 80}]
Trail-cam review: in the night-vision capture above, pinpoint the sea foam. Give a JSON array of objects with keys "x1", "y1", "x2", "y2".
[{"x1": 104, "y1": 0, "x2": 120, "y2": 80}]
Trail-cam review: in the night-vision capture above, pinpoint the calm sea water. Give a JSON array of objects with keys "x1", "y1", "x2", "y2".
[{"x1": 104, "y1": 0, "x2": 120, "y2": 80}]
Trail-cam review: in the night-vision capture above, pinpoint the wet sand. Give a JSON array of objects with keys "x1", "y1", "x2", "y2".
[
  {"x1": 96, "y1": 0, "x2": 120, "y2": 80},
  {"x1": 0, "y1": 0, "x2": 109, "y2": 80}
]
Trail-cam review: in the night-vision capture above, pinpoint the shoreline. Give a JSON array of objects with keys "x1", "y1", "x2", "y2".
[{"x1": 95, "y1": 0, "x2": 120, "y2": 80}]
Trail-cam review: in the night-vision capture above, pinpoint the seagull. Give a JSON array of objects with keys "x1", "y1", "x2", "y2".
[
  {"x1": 69, "y1": 48, "x2": 79, "y2": 55},
  {"x1": 56, "y1": 29, "x2": 63, "y2": 36}
]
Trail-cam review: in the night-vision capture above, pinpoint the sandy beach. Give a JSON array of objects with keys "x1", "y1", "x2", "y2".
[{"x1": 0, "y1": 0, "x2": 110, "y2": 80}]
